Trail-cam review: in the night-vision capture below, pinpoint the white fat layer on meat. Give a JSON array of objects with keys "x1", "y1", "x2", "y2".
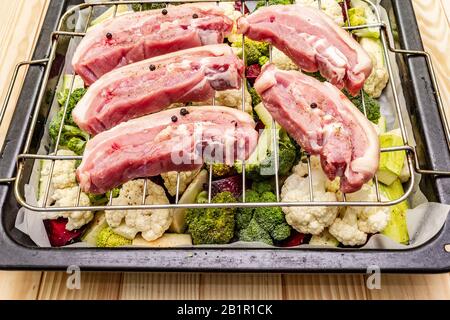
[
  {"x1": 309, "y1": 36, "x2": 348, "y2": 69},
  {"x1": 254, "y1": 66, "x2": 277, "y2": 93},
  {"x1": 323, "y1": 46, "x2": 348, "y2": 68},
  {"x1": 166, "y1": 59, "x2": 193, "y2": 73}
]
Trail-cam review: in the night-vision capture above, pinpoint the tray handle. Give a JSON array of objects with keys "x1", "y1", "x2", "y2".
[
  {"x1": 381, "y1": 24, "x2": 450, "y2": 176},
  {"x1": 0, "y1": 59, "x2": 48, "y2": 184}
]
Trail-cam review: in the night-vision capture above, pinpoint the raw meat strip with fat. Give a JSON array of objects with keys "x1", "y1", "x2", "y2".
[{"x1": 255, "y1": 64, "x2": 379, "y2": 193}]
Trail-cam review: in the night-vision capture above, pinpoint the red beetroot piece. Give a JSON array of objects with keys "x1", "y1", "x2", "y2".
[
  {"x1": 279, "y1": 231, "x2": 305, "y2": 247},
  {"x1": 210, "y1": 175, "x2": 243, "y2": 199},
  {"x1": 44, "y1": 218, "x2": 85, "y2": 247},
  {"x1": 234, "y1": 1, "x2": 250, "y2": 14},
  {"x1": 246, "y1": 64, "x2": 261, "y2": 85}
]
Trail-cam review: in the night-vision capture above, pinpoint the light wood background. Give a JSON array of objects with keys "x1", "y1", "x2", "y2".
[{"x1": 0, "y1": 0, "x2": 449, "y2": 300}]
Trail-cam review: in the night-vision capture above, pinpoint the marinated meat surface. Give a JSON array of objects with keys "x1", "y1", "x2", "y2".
[
  {"x1": 73, "y1": 3, "x2": 233, "y2": 85},
  {"x1": 77, "y1": 106, "x2": 258, "y2": 194},
  {"x1": 237, "y1": 4, "x2": 373, "y2": 95},
  {"x1": 72, "y1": 45, "x2": 244, "y2": 135}
]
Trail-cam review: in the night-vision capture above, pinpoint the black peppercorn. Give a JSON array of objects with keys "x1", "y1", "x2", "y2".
[
  {"x1": 180, "y1": 108, "x2": 189, "y2": 116},
  {"x1": 162, "y1": 9, "x2": 168, "y2": 15},
  {"x1": 171, "y1": 115, "x2": 178, "y2": 122},
  {"x1": 106, "y1": 32, "x2": 112, "y2": 39},
  {"x1": 310, "y1": 102, "x2": 318, "y2": 109},
  {"x1": 192, "y1": 13, "x2": 198, "y2": 19},
  {"x1": 149, "y1": 64, "x2": 156, "y2": 71}
]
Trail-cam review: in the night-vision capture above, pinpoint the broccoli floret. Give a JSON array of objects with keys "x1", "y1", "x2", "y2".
[
  {"x1": 344, "y1": 90, "x2": 381, "y2": 123},
  {"x1": 67, "y1": 137, "x2": 86, "y2": 155},
  {"x1": 256, "y1": 0, "x2": 294, "y2": 9},
  {"x1": 248, "y1": 86, "x2": 262, "y2": 107},
  {"x1": 252, "y1": 181, "x2": 273, "y2": 194},
  {"x1": 132, "y1": 3, "x2": 166, "y2": 11},
  {"x1": 238, "y1": 218, "x2": 273, "y2": 245},
  {"x1": 235, "y1": 189, "x2": 260, "y2": 230},
  {"x1": 259, "y1": 55, "x2": 269, "y2": 66},
  {"x1": 232, "y1": 38, "x2": 269, "y2": 65},
  {"x1": 210, "y1": 163, "x2": 235, "y2": 178},
  {"x1": 259, "y1": 191, "x2": 277, "y2": 202},
  {"x1": 270, "y1": 222, "x2": 291, "y2": 241},
  {"x1": 56, "y1": 88, "x2": 87, "y2": 124},
  {"x1": 88, "y1": 187, "x2": 120, "y2": 206},
  {"x1": 49, "y1": 88, "x2": 90, "y2": 155},
  {"x1": 237, "y1": 189, "x2": 292, "y2": 244},
  {"x1": 236, "y1": 129, "x2": 297, "y2": 180},
  {"x1": 254, "y1": 206, "x2": 284, "y2": 233},
  {"x1": 96, "y1": 227, "x2": 132, "y2": 247},
  {"x1": 186, "y1": 191, "x2": 236, "y2": 244}
]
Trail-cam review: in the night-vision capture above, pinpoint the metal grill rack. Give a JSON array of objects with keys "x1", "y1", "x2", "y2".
[{"x1": 1, "y1": 0, "x2": 449, "y2": 215}]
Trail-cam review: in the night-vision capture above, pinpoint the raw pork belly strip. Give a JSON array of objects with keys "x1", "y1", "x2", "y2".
[
  {"x1": 255, "y1": 64, "x2": 379, "y2": 193},
  {"x1": 237, "y1": 4, "x2": 373, "y2": 95},
  {"x1": 72, "y1": 45, "x2": 244, "y2": 135},
  {"x1": 72, "y1": 3, "x2": 233, "y2": 85},
  {"x1": 77, "y1": 106, "x2": 258, "y2": 194}
]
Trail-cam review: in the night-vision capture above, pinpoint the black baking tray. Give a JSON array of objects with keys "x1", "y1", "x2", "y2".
[{"x1": 0, "y1": 0, "x2": 449, "y2": 272}]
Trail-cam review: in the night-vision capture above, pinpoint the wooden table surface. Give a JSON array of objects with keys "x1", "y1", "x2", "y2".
[{"x1": 0, "y1": 0, "x2": 449, "y2": 300}]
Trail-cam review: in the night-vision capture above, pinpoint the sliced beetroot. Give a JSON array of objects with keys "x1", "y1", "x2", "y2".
[
  {"x1": 44, "y1": 218, "x2": 85, "y2": 247},
  {"x1": 210, "y1": 175, "x2": 242, "y2": 199},
  {"x1": 246, "y1": 64, "x2": 261, "y2": 85},
  {"x1": 279, "y1": 231, "x2": 305, "y2": 247},
  {"x1": 255, "y1": 120, "x2": 265, "y2": 132},
  {"x1": 234, "y1": 1, "x2": 250, "y2": 14}
]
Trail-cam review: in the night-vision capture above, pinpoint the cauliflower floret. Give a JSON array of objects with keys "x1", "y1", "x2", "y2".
[
  {"x1": 161, "y1": 168, "x2": 201, "y2": 196},
  {"x1": 293, "y1": 156, "x2": 339, "y2": 193},
  {"x1": 360, "y1": 38, "x2": 389, "y2": 98},
  {"x1": 218, "y1": 1, "x2": 241, "y2": 22},
  {"x1": 329, "y1": 184, "x2": 391, "y2": 245},
  {"x1": 295, "y1": 0, "x2": 344, "y2": 26},
  {"x1": 271, "y1": 47, "x2": 299, "y2": 71},
  {"x1": 215, "y1": 88, "x2": 253, "y2": 113},
  {"x1": 44, "y1": 186, "x2": 93, "y2": 231},
  {"x1": 40, "y1": 149, "x2": 77, "y2": 194},
  {"x1": 345, "y1": 184, "x2": 391, "y2": 234},
  {"x1": 281, "y1": 159, "x2": 339, "y2": 235},
  {"x1": 105, "y1": 179, "x2": 172, "y2": 241},
  {"x1": 329, "y1": 209, "x2": 367, "y2": 246}
]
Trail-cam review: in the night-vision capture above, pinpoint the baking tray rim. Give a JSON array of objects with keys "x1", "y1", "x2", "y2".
[{"x1": 0, "y1": 0, "x2": 448, "y2": 272}]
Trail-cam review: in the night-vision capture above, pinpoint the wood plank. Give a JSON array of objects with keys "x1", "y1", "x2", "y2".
[
  {"x1": 0, "y1": 271, "x2": 42, "y2": 300},
  {"x1": 0, "y1": 0, "x2": 49, "y2": 302},
  {"x1": 37, "y1": 271, "x2": 122, "y2": 300},
  {"x1": 120, "y1": 273, "x2": 200, "y2": 300},
  {"x1": 199, "y1": 274, "x2": 283, "y2": 300},
  {"x1": 366, "y1": 274, "x2": 450, "y2": 300},
  {"x1": 439, "y1": 0, "x2": 450, "y2": 24},
  {"x1": 412, "y1": 0, "x2": 450, "y2": 125},
  {"x1": 0, "y1": 0, "x2": 49, "y2": 148},
  {"x1": 283, "y1": 275, "x2": 368, "y2": 299}
]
